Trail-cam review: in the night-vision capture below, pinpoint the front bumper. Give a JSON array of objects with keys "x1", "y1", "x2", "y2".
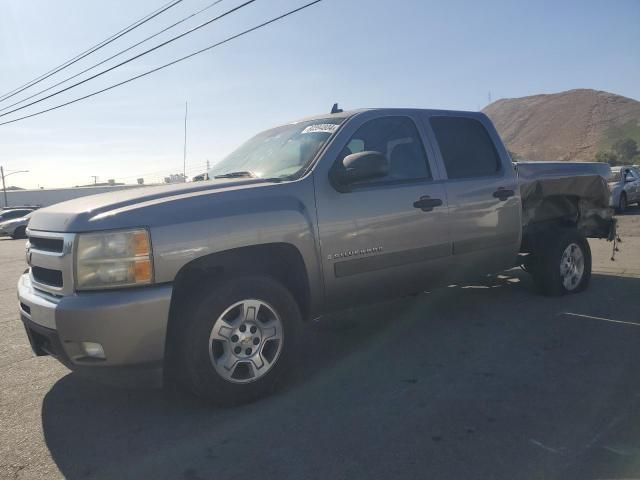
[{"x1": 18, "y1": 273, "x2": 173, "y2": 386}]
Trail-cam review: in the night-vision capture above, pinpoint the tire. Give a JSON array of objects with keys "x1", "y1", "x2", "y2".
[
  {"x1": 176, "y1": 275, "x2": 301, "y2": 405},
  {"x1": 11, "y1": 226, "x2": 26, "y2": 239},
  {"x1": 617, "y1": 193, "x2": 628, "y2": 214},
  {"x1": 529, "y1": 228, "x2": 591, "y2": 296}
]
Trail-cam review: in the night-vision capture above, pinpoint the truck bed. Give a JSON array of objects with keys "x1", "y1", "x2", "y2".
[{"x1": 516, "y1": 161, "x2": 614, "y2": 239}]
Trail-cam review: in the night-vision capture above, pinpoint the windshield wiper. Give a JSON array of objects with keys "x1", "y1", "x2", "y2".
[{"x1": 214, "y1": 171, "x2": 256, "y2": 179}]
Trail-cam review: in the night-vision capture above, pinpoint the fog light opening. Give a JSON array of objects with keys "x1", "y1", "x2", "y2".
[{"x1": 81, "y1": 342, "x2": 106, "y2": 359}]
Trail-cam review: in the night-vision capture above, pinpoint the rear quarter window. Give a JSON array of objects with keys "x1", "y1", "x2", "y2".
[{"x1": 430, "y1": 116, "x2": 502, "y2": 179}]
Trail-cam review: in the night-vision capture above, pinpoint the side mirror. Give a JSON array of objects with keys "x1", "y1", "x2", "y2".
[{"x1": 337, "y1": 151, "x2": 389, "y2": 187}]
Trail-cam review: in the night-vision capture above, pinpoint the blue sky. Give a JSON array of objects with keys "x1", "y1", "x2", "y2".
[{"x1": 1, "y1": 0, "x2": 639, "y2": 188}]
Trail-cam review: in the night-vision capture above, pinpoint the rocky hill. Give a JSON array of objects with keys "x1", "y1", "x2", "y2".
[{"x1": 482, "y1": 89, "x2": 640, "y2": 161}]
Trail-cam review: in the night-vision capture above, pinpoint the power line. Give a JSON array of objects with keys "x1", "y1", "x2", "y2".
[
  {"x1": 0, "y1": 0, "x2": 184, "y2": 103},
  {"x1": 0, "y1": 0, "x2": 323, "y2": 127},
  {"x1": 0, "y1": 0, "x2": 226, "y2": 114},
  {"x1": 0, "y1": 0, "x2": 258, "y2": 119}
]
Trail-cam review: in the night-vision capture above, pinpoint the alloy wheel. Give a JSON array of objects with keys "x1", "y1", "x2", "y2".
[
  {"x1": 208, "y1": 299, "x2": 284, "y2": 384},
  {"x1": 560, "y1": 243, "x2": 585, "y2": 291}
]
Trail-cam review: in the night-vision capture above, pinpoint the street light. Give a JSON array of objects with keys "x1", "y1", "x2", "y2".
[{"x1": 0, "y1": 167, "x2": 29, "y2": 208}]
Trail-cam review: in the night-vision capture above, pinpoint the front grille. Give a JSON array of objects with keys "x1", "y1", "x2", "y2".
[
  {"x1": 32, "y1": 266, "x2": 63, "y2": 288},
  {"x1": 29, "y1": 236, "x2": 64, "y2": 253},
  {"x1": 27, "y1": 230, "x2": 74, "y2": 295}
]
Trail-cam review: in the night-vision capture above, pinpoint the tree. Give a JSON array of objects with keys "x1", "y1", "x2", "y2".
[
  {"x1": 595, "y1": 150, "x2": 619, "y2": 165},
  {"x1": 612, "y1": 138, "x2": 638, "y2": 163}
]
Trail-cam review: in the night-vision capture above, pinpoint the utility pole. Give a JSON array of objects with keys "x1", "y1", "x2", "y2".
[
  {"x1": 183, "y1": 101, "x2": 188, "y2": 181},
  {"x1": 0, "y1": 167, "x2": 29, "y2": 207},
  {"x1": 91, "y1": 175, "x2": 98, "y2": 185},
  {"x1": 1, "y1": 166, "x2": 7, "y2": 208}
]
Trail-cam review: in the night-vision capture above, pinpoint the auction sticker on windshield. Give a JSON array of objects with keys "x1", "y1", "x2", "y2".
[{"x1": 301, "y1": 124, "x2": 339, "y2": 134}]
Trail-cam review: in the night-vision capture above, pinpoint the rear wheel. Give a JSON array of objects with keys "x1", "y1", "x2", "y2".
[
  {"x1": 11, "y1": 226, "x2": 26, "y2": 239},
  {"x1": 529, "y1": 228, "x2": 591, "y2": 296},
  {"x1": 176, "y1": 275, "x2": 301, "y2": 405}
]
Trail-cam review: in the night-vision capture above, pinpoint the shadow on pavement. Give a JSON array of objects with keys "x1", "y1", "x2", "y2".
[{"x1": 41, "y1": 271, "x2": 640, "y2": 480}]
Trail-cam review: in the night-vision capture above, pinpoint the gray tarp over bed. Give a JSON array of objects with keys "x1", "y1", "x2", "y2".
[{"x1": 516, "y1": 161, "x2": 613, "y2": 238}]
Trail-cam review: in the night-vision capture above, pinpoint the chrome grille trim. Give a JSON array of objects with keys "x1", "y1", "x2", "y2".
[{"x1": 26, "y1": 229, "x2": 76, "y2": 296}]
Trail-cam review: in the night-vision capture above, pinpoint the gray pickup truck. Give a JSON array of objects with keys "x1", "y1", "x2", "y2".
[{"x1": 18, "y1": 107, "x2": 615, "y2": 404}]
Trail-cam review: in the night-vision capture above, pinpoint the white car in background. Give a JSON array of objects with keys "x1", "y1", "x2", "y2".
[
  {"x1": 609, "y1": 166, "x2": 640, "y2": 213},
  {"x1": 0, "y1": 211, "x2": 32, "y2": 239}
]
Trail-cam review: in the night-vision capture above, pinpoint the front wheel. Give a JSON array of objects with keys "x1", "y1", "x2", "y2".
[
  {"x1": 529, "y1": 228, "x2": 592, "y2": 296},
  {"x1": 177, "y1": 275, "x2": 301, "y2": 405}
]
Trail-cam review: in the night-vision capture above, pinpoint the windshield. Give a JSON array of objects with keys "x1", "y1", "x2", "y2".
[{"x1": 208, "y1": 118, "x2": 344, "y2": 180}]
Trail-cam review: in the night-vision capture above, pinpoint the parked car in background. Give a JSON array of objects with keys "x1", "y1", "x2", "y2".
[
  {"x1": 609, "y1": 166, "x2": 640, "y2": 212},
  {"x1": 0, "y1": 208, "x2": 36, "y2": 223},
  {"x1": 0, "y1": 211, "x2": 32, "y2": 239}
]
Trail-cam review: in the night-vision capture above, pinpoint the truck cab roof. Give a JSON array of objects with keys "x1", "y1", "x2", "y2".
[{"x1": 289, "y1": 107, "x2": 485, "y2": 125}]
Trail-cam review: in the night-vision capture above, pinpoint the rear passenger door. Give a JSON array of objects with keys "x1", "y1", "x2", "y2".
[
  {"x1": 423, "y1": 114, "x2": 521, "y2": 280},
  {"x1": 314, "y1": 112, "x2": 450, "y2": 307}
]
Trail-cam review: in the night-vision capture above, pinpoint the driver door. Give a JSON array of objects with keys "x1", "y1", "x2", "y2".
[{"x1": 313, "y1": 112, "x2": 451, "y2": 308}]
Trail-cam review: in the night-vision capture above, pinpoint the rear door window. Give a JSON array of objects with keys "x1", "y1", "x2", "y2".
[{"x1": 430, "y1": 117, "x2": 501, "y2": 179}]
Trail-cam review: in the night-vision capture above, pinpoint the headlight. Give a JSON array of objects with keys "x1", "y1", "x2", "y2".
[{"x1": 75, "y1": 229, "x2": 153, "y2": 290}]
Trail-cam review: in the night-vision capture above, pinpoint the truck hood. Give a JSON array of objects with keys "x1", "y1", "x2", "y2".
[{"x1": 28, "y1": 178, "x2": 278, "y2": 233}]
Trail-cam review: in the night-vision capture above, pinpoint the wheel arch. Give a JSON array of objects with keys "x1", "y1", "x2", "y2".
[
  {"x1": 521, "y1": 193, "x2": 613, "y2": 251},
  {"x1": 521, "y1": 195, "x2": 580, "y2": 251},
  {"x1": 164, "y1": 242, "x2": 311, "y2": 372},
  {"x1": 12, "y1": 225, "x2": 27, "y2": 239}
]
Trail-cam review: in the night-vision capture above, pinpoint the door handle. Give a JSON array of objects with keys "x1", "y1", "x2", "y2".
[
  {"x1": 493, "y1": 188, "x2": 515, "y2": 201},
  {"x1": 413, "y1": 196, "x2": 443, "y2": 212}
]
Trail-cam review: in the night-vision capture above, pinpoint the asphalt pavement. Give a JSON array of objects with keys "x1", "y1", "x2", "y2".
[{"x1": 1, "y1": 208, "x2": 640, "y2": 480}]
